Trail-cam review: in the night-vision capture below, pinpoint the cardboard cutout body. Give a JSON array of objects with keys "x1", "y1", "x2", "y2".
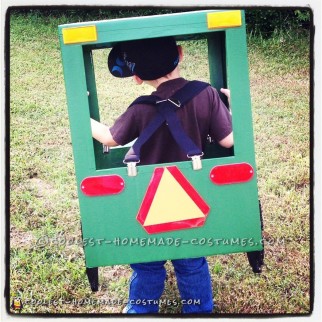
[{"x1": 59, "y1": 10, "x2": 263, "y2": 269}]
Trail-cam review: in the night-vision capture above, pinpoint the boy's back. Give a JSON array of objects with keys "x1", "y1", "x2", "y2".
[{"x1": 110, "y1": 78, "x2": 232, "y2": 165}]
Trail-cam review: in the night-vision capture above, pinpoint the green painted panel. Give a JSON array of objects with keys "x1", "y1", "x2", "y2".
[
  {"x1": 78, "y1": 159, "x2": 262, "y2": 267},
  {"x1": 58, "y1": 10, "x2": 241, "y2": 48},
  {"x1": 59, "y1": 9, "x2": 262, "y2": 268},
  {"x1": 60, "y1": 45, "x2": 96, "y2": 178}
]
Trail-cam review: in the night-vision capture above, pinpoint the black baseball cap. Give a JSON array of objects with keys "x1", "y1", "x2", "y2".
[{"x1": 108, "y1": 37, "x2": 179, "y2": 81}]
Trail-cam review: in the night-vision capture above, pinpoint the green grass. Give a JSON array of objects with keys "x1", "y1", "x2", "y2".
[{"x1": 9, "y1": 10, "x2": 310, "y2": 315}]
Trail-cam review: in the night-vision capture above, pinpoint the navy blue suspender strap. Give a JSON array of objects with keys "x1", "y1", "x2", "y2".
[{"x1": 123, "y1": 80, "x2": 210, "y2": 170}]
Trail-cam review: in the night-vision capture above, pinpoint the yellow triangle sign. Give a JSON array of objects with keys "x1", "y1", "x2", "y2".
[
  {"x1": 144, "y1": 168, "x2": 205, "y2": 225},
  {"x1": 137, "y1": 166, "x2": 210, "y2": 234}
]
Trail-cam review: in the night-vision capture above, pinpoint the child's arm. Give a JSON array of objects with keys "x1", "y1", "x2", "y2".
[
  {"x1": 218, "y1": 132, "x2": 234, "y2": 148},
  {"x1": 90, "y1": 118, "x2": 118, "y2": 147}
]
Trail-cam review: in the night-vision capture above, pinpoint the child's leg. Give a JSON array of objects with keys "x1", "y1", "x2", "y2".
[
  {"x1": 123, "y1": 260, "x2": 167, "y2": 313},
  {"x1": 172, "y1": 257, "x2": 213, "y2": 313}
]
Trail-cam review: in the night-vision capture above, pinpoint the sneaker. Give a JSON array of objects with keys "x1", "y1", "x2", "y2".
[{"x1": 122, "y1": 304, "x2": 137, "y2": 314}]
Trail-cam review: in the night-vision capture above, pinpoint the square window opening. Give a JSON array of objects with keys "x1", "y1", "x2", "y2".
[{"x1": 89, "y1": 35, "x2": 234, "y2": 171}]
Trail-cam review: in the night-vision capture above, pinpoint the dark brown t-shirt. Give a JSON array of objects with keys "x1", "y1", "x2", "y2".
[{"x1": 110, "y1": 78, "x2": 232, "y2": 165}]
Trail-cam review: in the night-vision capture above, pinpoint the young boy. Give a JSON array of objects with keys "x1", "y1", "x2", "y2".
[{"x1": 91, "y1": 36, "x2": 233, "y2": 314}]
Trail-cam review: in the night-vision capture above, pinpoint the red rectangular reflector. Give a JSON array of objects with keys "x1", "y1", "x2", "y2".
[
  {"x1": 81, "y1": 175, "x2": 125, "y2": 196},
  {"x1": 210, "y1": 163, "x2": 254, "y2": 185}
]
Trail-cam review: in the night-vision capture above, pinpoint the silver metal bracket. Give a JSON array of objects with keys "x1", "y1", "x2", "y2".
[
  {"x1": 156, "y1": 98, "x2": 181, "y2": 108},
  {"x1": 103, "y1": 145, "x2": 109, "y2": 154}
]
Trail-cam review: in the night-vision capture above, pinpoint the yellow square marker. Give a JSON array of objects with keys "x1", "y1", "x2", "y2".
[
  {"x1": 207, "y1": 11, "x2": 242, "y2": 29},
  {"x1": 62, "y1": 25, "x2": 97, "y2": 44}
]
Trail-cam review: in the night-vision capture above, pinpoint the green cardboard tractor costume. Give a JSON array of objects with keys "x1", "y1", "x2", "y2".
[{"x1": 58, "y1": 9, "x2": 264, "y2": 291}]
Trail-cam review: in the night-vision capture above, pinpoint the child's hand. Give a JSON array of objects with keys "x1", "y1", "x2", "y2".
[{"x1": 220, "y1": 88, "x2": 231, "y2": 107}]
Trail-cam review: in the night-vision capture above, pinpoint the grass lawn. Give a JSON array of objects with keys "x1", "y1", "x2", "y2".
[{"x1": 8, "y1": 9, "x2": 311, "y2": 315}]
